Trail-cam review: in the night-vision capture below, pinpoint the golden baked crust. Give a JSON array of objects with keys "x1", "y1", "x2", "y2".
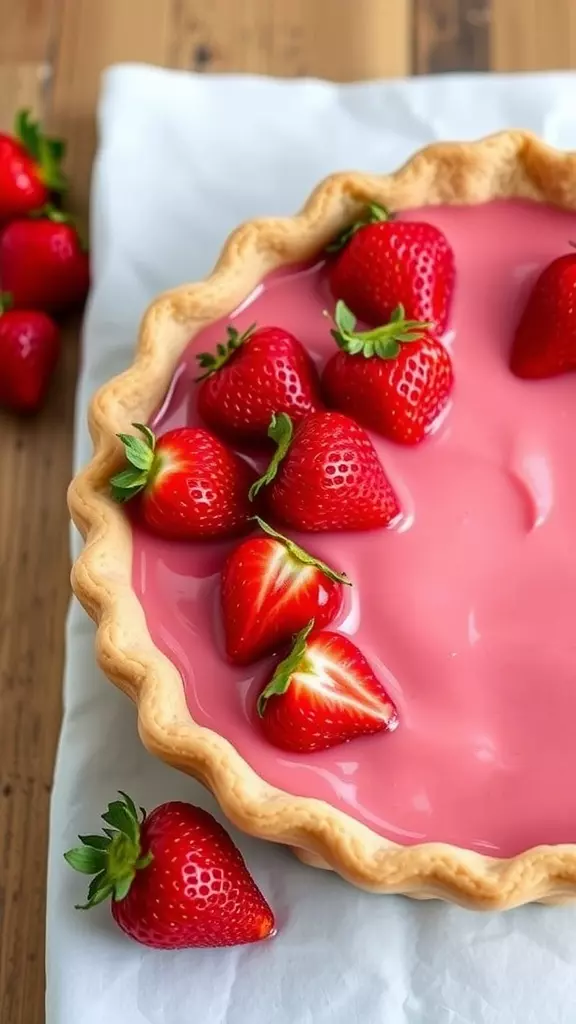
[{"x1": 68, "y1": 131, "x2": 576, "y2": 909}]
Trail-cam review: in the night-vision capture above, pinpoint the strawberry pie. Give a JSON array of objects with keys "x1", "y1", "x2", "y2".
[{"x1": 70, "y1": 132, "x2": 576, "y2": 909}]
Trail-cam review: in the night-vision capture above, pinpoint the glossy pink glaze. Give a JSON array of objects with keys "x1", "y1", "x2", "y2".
[{"x1": 133, "y1": 200, "x2": 576, "y2": 856}]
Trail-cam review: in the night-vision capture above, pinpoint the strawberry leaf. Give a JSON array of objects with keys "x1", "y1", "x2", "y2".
[
  {"x1": 102, "y1": 800, "x2": 140, "y2": 843},
  {"x1": 253, "y1": 517, "x2": 351, "y2": 585},
  {"x1": 77, "y1": 877, "x2": 115, "y2": 911},
  {"x1": 249, "y1": 413, "x2": 294, "y2": 500},
  {"x1": 257, "y1": 620, "x2": 315, "y2": 716},
  {"x1": 14, "y1": 109, "x2": 68, "y2": 193},
  {"x1": 113, "y1": 872, "x2": 136, "y2": 902},
  {"x1": 325, "y1": 203, "x2": 391, "y2": 253},
  {"x1": 65, "y1": 791, "x2": 152, "y2": 912},
  {"x1": 64, "y1": 846, "x2": 107, "y2": 875},
  {"x1": 116, "y1": 435, "x2": 153, "y2": 471},
  {"x1": 328, "y1": 301, "x2": 431, "y2": 360},
  {"x1": 195, "y1": 324, "x2": 256, "y2": 382},
  {"x1": 118, "y1": 790, "x2": 142, "y2": 822},
  {"x1": 109, "y1": 468, "x2": 148, "y2": 502},
  {"x1": 78, "y1": 834, "x2": 112, "y2": 851},
  {"x1": 110, "y1": 424, "x2": 156, "y2": 503},
  {"x1": 334, "y1": 299, "x2": 356, "y2": 334}
]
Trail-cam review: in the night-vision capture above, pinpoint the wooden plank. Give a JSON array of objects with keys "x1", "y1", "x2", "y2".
[
  {"x1": 0, "y1": 324, "x2": 80, "y2": 1024},
  {"x1": 0, "y1": 63, "x2": 50, "y2": 128},
  {"x1": 413, "y1": 0, "x2": 490, "y2": 74},
  {"x1": 0, "y1": 56, "x2": 78, "y2": 1024},
  {"x1": 170, "y1": 0, "x2": 411, "y2": 80},
  {"x1": 50, "y1": 0, "x2": 172, "y2": 216},
  {"x1": 0, "y1": 0, "x2": 58, "y2": 62},
  {"x1": 492, "y1": 0, "x2": 576, "y2": 71}
]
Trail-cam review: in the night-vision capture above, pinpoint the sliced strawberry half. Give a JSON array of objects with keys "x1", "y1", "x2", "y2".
[
  {"x1": 221, "y1": 517, "x2": 350, "y2": 665},
  {"x1": 257, "y1": 622, "x2": 398, "y2": 753}
]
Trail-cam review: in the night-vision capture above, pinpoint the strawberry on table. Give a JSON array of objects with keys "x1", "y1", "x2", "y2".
[
  {"x1": 249, "y1": 411, "x2": 401, "y2": 532},
  {"x1": 327, "y1": 203, "x2": 455, "y2": 333},
  {"x1": 0, "y1": 204, "x2": 89, "y2": 312},
  {"x1": 0, "y1": 109, "x2": 67, "y2": 223},
  {"x1": 510, "y1": 251, "x2": 576, "y2": 378},
  {"x1": 257, "y1": 621, "x2": 398, "y2": 752},
  {"x1": 110, "y1": 424, "x2": 257, "y2": 540},
  {"x1": 64, "y1": 792, "x2": 275, "y2": 949},
  {"x1": 0, "y1": 292, "x2": 59, "y2": 413},
  {"x1": 322, "y1": 300, "x2": 453, "y2": 445},
  {"x1": 196, "y1": 323, "x2": 322, "y2": 442},
  {"x1": 221, "y1": 516, "x2": 351, "y2": 665}
]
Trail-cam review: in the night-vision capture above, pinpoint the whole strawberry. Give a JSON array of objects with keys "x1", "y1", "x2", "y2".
[
  {"x1": 196, "y1": 323, "x2": 322, "y2": 442},
  {"x1": 250, "y1": 411, "x2": 401, "y2": 532},
  {"x1": 0, "y1": 292, "x2": 59, "y2": 413},
  {"x1": 0, "y1": 109, "x2": 67, "y2": 223},
  {"x1": 258, "y1": 622, "x2": 398, "y2": 752},
  {"x1": 0, "y1": 204, "x2": 89, "y2": 311},
  {"x1": 327, "y1": 204, "x2": 455, "y2": 333},
  {"x1": 110, "y1": 424, "x2": 257, "y2": 540},
  {"x1": 221, "y1": 516, "x2": 350, "y2": 665},
  {"x1": 510, "y1": 251, "x2": 576, "y2": 378},
  {"x1": 64, "y1": 793, "x2": 275, "y2": 949},
  {"x1": 322, "y1": 301, "x2": 453, "y2": 444}
]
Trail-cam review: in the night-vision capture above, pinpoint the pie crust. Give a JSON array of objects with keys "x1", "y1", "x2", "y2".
[{"x1": 69, "y1": 131, "x2": 576, "y2": 909}]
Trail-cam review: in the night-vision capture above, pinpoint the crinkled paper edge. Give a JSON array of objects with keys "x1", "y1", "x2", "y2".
[{"x1": 68, "y1": 131, "x2": 576, "y2": 909}]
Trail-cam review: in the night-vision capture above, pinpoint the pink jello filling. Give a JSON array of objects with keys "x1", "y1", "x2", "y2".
[{"x1": 133, "y1": 199, "x2": 576, "y2": 857}]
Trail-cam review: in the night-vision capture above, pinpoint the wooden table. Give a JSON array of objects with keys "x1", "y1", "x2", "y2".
[{"x1": 1, "y1": 1, "x2": 575, "y2": 1020}]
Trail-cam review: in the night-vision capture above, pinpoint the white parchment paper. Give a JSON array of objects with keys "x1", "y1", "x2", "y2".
[{"x1": 47, "y1": 65, "x2": 576, "y2": 1024}]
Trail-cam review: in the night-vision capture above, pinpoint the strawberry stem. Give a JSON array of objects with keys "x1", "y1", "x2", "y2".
[
  {"x1": 257, "y1": 620, "x2": 315, "y2": 716},
  {"x1": 249, "y1": 413, "x2": 294, "y2": 500},
  {"x1": 0, "y1": 292, "x2": 13, "y2": 315},
  {"x1": 64, "y1": 792, "x2": 152, "y2": 909},
  {"x1": 195, "y1": 324, "x2": 256, "y2": 382},
  {"x1": 253, "y1": 517, "x2": 351, "y2": 585},
  {"x1": 110, "y1": 422, "x2": 157, "y2": 503},
  {"x1": 27, "y1": 202, "x2": 89, "y2": 250},
  {"x1": 326, "y1": 202, "x2": 392, "y2": 253},
  {"x1": 15, "y1": 109, "x2": 68, "y2": 193},
  {"x1": 327, "y1": 300, "x2": 431, "y2": 360}
]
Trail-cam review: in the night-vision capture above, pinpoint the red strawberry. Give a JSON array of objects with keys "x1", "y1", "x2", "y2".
[
  {"x1": 322, "y1": 301, "x2": 453, "y2": 445},
  {"x1": 196, "y1": 323, "x2": 322, "y2": 442},
  {"x1": 0, "y1": 205, "x2": 89, "y2": 311},
  {"x1": 249, "y1": 411, "x2": 401, "y2": 532},
  {"x1": 257, "y1": 622, "x2": 398, "y2": 752},
  {"x1": 0, "y1": 109, "x2": 67, "y2": 223},
  {"x1": 110, "y1": 424, "x2": 257, "y2": 540},
  {"x1": 327, "y1": 204, "x2": 455, "y2": 333},
  {"x1": 0, "y1": 293, "x2": 60, "y2": 413},
  {"x1": 510, "y1": 252, "x2": 576, "y2": 378},
  {"x1": 64, "y1": 792, "x2": 275, "y2": 949},
  {"x1": 221, "y1": 516, "x2": 350, "y2": 665}
]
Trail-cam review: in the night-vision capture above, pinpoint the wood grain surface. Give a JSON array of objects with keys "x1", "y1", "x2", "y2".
[{"x1": 0, "y1": 1, "x2": 572, "y2": 1020}]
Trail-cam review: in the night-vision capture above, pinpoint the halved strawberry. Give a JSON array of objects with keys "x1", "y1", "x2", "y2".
[
  {"x1": 196, "y1": 323, "x2": 322, "y2": 442},
  {"x1": 322, "y1": 301, "x2": 453, "y2": 444},
  {"x1": 249, "y1": 411, "x2": 401, "y2": 532},
  {"x1": 221, "y1": 517, "x2": 350, "y2": 665},
  {"x1": 257, "y1": 622, "x2": 398, "y2": 752},
  {"x1": 109, "y1": 423, "x2": 257, "y2": 540}
]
